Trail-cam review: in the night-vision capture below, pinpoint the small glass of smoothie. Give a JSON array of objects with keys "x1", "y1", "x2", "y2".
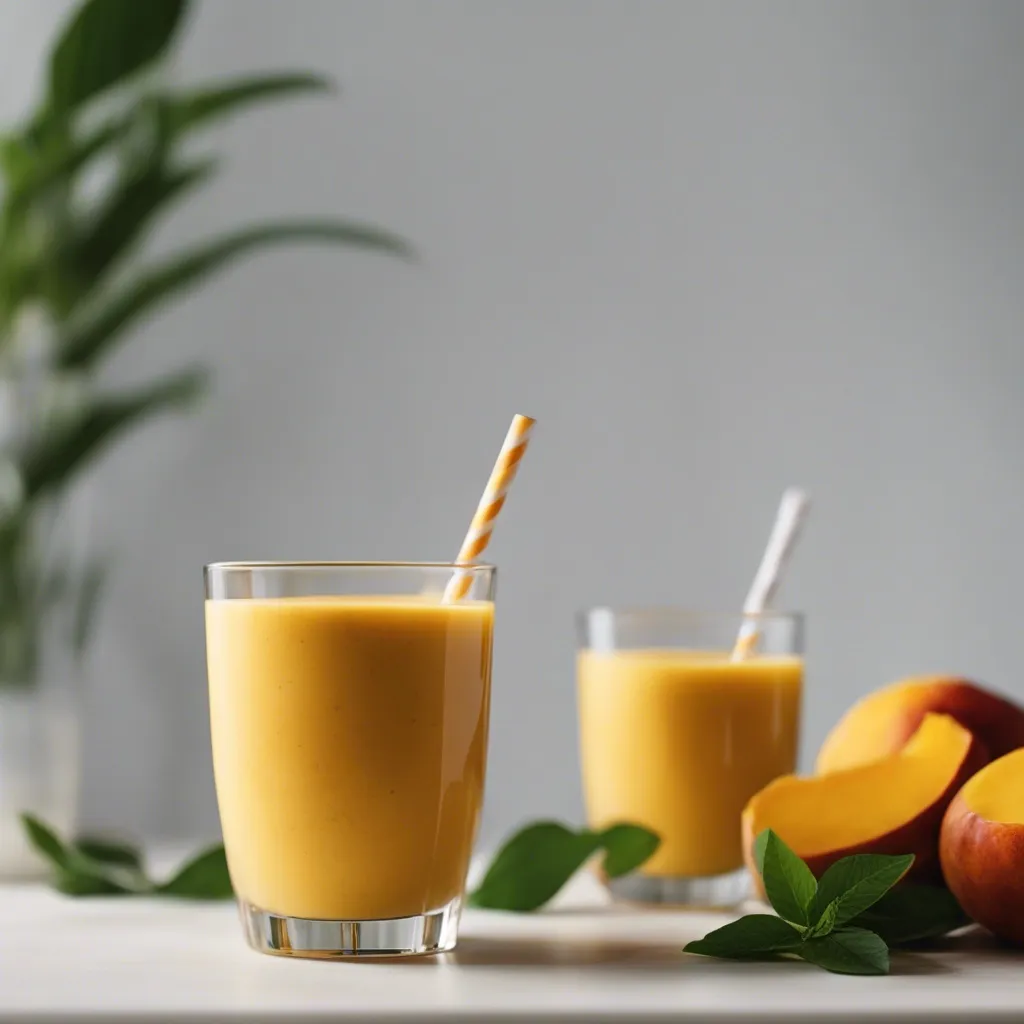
[
  {"x1": 577, "y1": 608, "x2": 803, "y2": 907},
  {"x1": 205, "y1": 561, "x2": 496, "y2": 958}
]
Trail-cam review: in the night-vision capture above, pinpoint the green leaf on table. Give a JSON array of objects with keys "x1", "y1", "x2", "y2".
[
  {"x1": 21, "y1": 813, "x2": 142, "y2": 895},
  {"x1": 21, "y1": 813, "x2": 73, "y2": 872},
  {"x1": 21, "y1": 367, "x2": 208, "y2": 497},
  {"x1": 803, "y1": 899, "x2": 839, "y2": 940},
  {"x1": 599, "y1": 823, "x2": 661, "y2": 877},
  {"x1": 757, "y1": 830, "x2": 817, "y2": 926},
  {"x1": 21, "y1": 814, "x2": 232, "y2": 900},
  {"x1": 688, "y1": 834, "x2": 921, "y2": 976},
  {"x1": 468, "y1": 820, "x2": 660, "y2": 912},
  {"x1": 48, "y1": 0, "x2": 190, "y2": 116},
  {"x1": 798, "y1": 927, "x2": 890, "y2": 976},
  {"x1": 59, "y1": 221, "x2": 413, "y2": 370},
  {"x1": 75, "y1": 835, "x2": 142, "y2": 870},
  {"x1": 851, "y1": 885, "x2": 970, "y2": 945},
  {"x1": 809, "y1": 853, "x2": 915, "y2": 930},
  {"x1": 684, "y1": 915, "x2": 803, "y2": 959},
  {"x1": 157, "y1": 845, "x2": 233, "y2": 900},
  {"x1": 54, "y1": 870, "x2": 135, "y2": 896}
]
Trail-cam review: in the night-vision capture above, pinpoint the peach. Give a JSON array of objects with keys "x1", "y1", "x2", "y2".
[
  {"x1": 744, "y1": 714, "x2": 987, "y2": 892},
  {"x1": 940, "y1": 748, "x2": 1024, "y2": 946},
  {"x1": 816, "y1": 676, "x2": 1024, "y2": 775}
]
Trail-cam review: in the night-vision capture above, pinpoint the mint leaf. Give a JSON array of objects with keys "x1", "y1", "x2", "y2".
[
  {"x1": 22, "y1": 814, "x2": 231, "y2": 900},
  {"x1": 758, "y1": 830, "x2": 817, "y2": 926},
  {"x1": 809, "y1": 853, "x2": 914, "y2": 929},
  {"x1": 21, "y1": 814, "x2": 73, "y2": 872},
  {"x1": 804, "y1": 899, "x2": 839, "y2": 939},
  {"x1": 799, "y1": 927, "x2": 890, "y2": 975},
  {"x1": 468, "y1": 820, "x2": 659, "y2": 912},
  {"x1": 852, "y1": 885, "x2": 969, "y2": 945},
  {"x1": 684, "y1": 915, "x2": 803, "y2": 959},
  {"x1": 54, "y1": 871, "x2": 135, "y2": 896},
  {"x1": 158, "y1": 845, "x2": 233, "y2": 899},
  {"x1": 76, "y1": 836, "x2": 143, "y2": 869},
  {"x1": 468, "y1": 822, "x2": 599, "y2": 911},
  {"x1": 22, "y1": 813, "x2": 142, "y2": 894},
  {"x1": 599, "y1": 823, "x2": 661, "y2": 877}
]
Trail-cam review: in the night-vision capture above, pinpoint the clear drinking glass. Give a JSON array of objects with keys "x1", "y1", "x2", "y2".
[
  {"x1": 577, "y1": 608, "x2": 804, "y2": 907},
  {"x1": 205, "y1": 562, "x2": 496, "y2": 958}
]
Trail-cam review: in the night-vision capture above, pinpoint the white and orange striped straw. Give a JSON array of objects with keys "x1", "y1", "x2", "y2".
[
  {"x1": 443, "y1": 413, "x2": 536, "y2": 602},
  {"x1": 731, "y1": 487, "x2": 810, "y2": 660}
]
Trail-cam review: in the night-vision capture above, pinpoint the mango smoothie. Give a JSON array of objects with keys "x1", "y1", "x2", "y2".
[
  {"x1": 578, "y1": 649, "x2": 802, "y2": 878},
  {"x1": 206, "y1": 595, "x2": 493, "y2": 922}
]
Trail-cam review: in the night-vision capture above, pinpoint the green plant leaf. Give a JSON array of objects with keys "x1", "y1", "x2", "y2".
[
  {"x1": 21, "y1": 813, "x2": 73, "y2": 872},
  {"x1": 54, "y1": 870, "x2": 134, "y2": 896},
  {"x1": 49, "y1": 0, "x2": 190, "y2": 117},
  {"x1": 684, "y1": 915, "x2": 803, "y2": 959},
  {"x1": 803, "y1": 899, "x2": 839, "y2": 940},
  {"x1": 157, "y1": 845, "x2": 233, "y2": 900},
  {"x1": 851, "y1": 885, "x2": 970, "y2": 945},
  {"x1": 757, "y1": 830, "x2": 817, "y2": 927},
  {"x1": 162, "y1": 73, "x2": 333, "y2": 135},
  {"x1": 599, "y1": 823, "x2": 661, "y2": 877},
  {"x1": 468, "y1": 820, "x2": 660, "y2": 912},
  {"x1": 21, "y1": 367, "x2": 208, "y2": 497},
  {"x1": 75, "y1": 835, "x2": 142, "y2": 870},
  {"x1": 59, "y1": 221, "x2": 413, "y2": 370},
  {"x1": 809, "y1": 853, "x2": 915, "y2": 930},
  {"x1": 468, "y1": 822, "x2": 601, "y2": 912},
  {"x1": 23, "y1": 815, "x2": 231, "y2": 900},
  {"x1": 21, "y1": 814, "x2": 143, "y2": 894},
  {"x1": 67, "y1": 160, "x2": 217, "y2": 297},
  {"x1": 799, "y1": 927, "x2": 890, "y2": 976},
  {"x1": 2, "y1": 119, "x2": 127, "y2": 214}
]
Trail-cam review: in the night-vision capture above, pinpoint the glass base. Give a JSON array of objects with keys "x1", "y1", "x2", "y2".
[
  {"x1": 240, "y1": 897, "x2": 461, "y2": 959},
  {"x1": 607, "y1": 867, "x2": 749, "y2": 908}
]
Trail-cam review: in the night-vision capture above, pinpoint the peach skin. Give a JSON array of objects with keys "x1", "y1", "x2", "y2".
[
  {"x1": 940, "y1": 748, "x2": 1024, "y2": 947},
  {"x1": 816, "y1": 677, "x2": 1024, "y2": 775}
]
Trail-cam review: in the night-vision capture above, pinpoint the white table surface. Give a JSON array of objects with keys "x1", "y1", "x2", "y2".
[{"x1": 2, "y1": 863, "x2": 1022, "y2": 1023}]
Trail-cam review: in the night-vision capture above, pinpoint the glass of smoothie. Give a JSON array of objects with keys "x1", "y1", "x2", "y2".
[
  {"x1": 577, "y1": 608, "x2": 803, "y2": 907},
  {"x1": 205, "y1": 561, "x2": 496, "y2": 958}
]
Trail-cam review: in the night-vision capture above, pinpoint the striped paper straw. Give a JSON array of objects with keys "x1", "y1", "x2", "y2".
[
  {"x1": 443, "y1": 413, "x2": 536, "y2": 601},
  {"x1": 731, "y1": 487, "x2": 810, "y2": 659}
]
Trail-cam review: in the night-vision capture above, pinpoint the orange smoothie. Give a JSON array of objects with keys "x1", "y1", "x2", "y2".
[
  {"x1": 578, "y1": 650, "x2": 802, "y2": 877},
  {"x1": 206, "y1": 595, "x2": 493, "y2": 921}
]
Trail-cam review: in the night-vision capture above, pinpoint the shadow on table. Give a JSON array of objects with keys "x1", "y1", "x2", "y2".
[
  {"x1": 439, "y1": 934, "x2": 1003, "y2": 974},
  {"x1": 446, "y1": 935, "x2": 683, "y2": 969}
]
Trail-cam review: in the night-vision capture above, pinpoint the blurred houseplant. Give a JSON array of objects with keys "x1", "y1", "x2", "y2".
[{"x1": 0, "y1": 0, "x2": 407, "y2": 875}]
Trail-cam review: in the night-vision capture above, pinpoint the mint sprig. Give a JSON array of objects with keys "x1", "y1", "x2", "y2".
[
  {"x1": 21, "y1": 813, "x2": 233, "y2": 900},
  {"x1": 685, "y1": 829, "x2": 939, "y2": 976},
  {"x1": 468, "y1": 820, "x2": 660, "y2": 912}
]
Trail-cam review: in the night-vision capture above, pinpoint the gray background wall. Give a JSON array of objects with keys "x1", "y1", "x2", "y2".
[{"x1": 3, "y1": 0, "x2": 1024, "y2": 843}]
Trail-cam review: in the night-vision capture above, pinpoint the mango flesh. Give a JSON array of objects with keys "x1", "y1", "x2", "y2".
[
  {"x1": 816, "y1": 677, "x2": 1024, "y2": 775},
  {"x1": 744, "y1": 714, "x2": 986, "y2": 889},
  {"x1": 940, "y1": 748, "x2": 1024, "y2": 946}
]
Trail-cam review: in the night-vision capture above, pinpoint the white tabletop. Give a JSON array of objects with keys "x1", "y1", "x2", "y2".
[{"x1": 2, "y1": 866, "x2": 1022, "y2": 1022}]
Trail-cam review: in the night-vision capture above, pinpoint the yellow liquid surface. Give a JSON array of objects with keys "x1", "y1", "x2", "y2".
[
  {"x1": 578, "y1": 649, "x2": 803, "y2": 877},
  {"x1": 206, "y1": 595, "x2": 493, "y2": 921}
]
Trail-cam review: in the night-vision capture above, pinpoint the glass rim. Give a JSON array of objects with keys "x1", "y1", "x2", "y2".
[
  {"x1": 577, "y1": 605, "x2": 804, "y2": 625},
  {"x1": 205, "y1": 560, "x2": 495, "y2": 572}
]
